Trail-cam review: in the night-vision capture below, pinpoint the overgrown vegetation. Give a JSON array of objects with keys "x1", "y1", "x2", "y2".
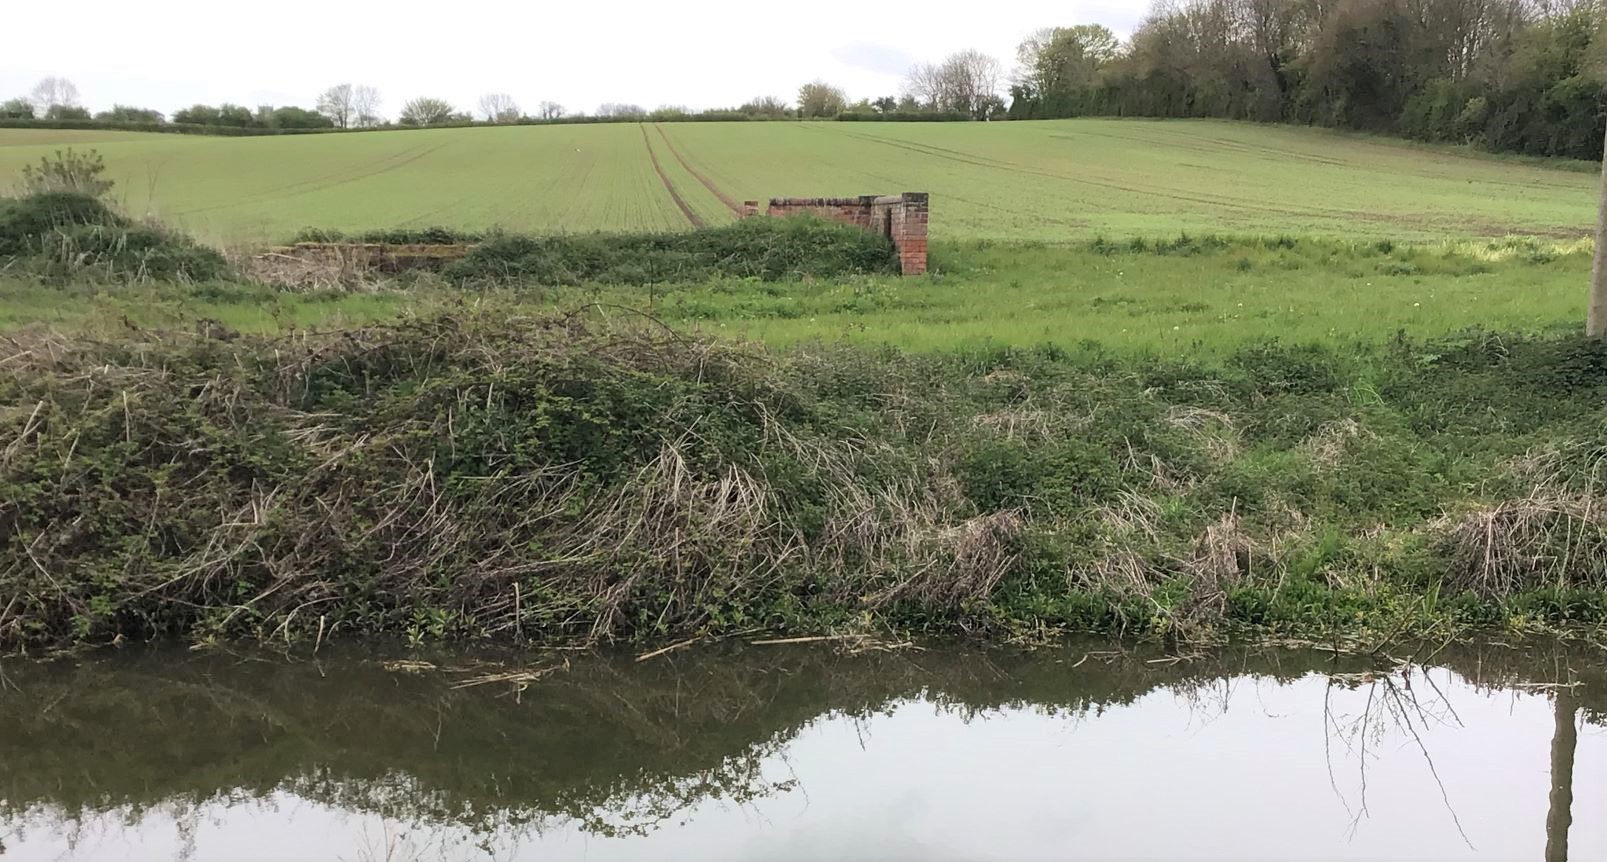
[
  {"x1": 1, "y1": 150, "x2": 228, "y2": 283},
  {"x1": 2, "y1": 234, "x2": 1591, "y2": 353},
  {"x1": 442, "y1": 216, "x2": 899, "y2": 284},
  {"x1": 16, "y1": 147, "x2": 114, "y2": 197},
  {"x1": 0, "y1": 191, "x2": 228, "y2": 282},
  {"x1": 290, "y1": 225, "x2": 488, "y2": 245},
  {"x1": 4, "y1": 314, "x2": 1607, "y2": 650},
  {"x1": 285, "y1": 216, "x2": 900, "y2": 285}
]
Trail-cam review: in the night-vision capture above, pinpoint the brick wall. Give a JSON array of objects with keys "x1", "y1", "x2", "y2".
[{"x1": 759, "y1": 192, "x2": 929, "y2": 276}]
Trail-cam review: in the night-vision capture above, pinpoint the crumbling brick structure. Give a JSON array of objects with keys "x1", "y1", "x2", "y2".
[{"x1": 743, "y1": 192, "x2": 929, "y2": 275}]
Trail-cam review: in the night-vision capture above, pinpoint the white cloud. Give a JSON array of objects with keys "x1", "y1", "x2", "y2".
[{"x1": 1, "y1": 0, "x2": 1150, "y2": 117}]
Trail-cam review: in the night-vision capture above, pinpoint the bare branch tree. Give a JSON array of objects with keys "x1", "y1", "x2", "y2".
[
  {"x1": 29, "y1": 77, "x2": 80, "y2": 113},
  {"x1": 904, "y1": 51, "x2": 1004, "y2": 118},
  {"x1": 536, "y1": 101, "x2": 566, "y2": 120},
  {"x1": 478, "y1": 93, "x2": 521, "y2": 123},
  {"x1": 316, "y1": 84, "x2": 355, "y2": 129},
  {"x1": 353, "y1": 85, "x2": 383, "y2": 127},
  {"x1": 903, "y1": 63, "x2": 943, "y2": 107},
  {"x1": 595, "y1": 103, "x2": 646, "y2": 118}
]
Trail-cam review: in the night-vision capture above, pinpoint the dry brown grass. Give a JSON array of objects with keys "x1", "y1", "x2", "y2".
[
  {"x1": 1302, "y1": 418, "x2": 1375, "y2": 470},
  {"x1": 1436, "y1": 490, "x2": 1607, "y2": 596}
]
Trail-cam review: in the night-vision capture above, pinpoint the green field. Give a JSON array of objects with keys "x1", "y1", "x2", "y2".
[
  {"x1": 0, "y1": 119, "x2": 1595, "y2": 245},
  {"x1": 6, "y1": 238, "x2": 1590, "y2": 354}
]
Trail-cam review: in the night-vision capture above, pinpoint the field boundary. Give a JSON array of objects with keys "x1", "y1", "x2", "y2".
[{"x1": 639, "y1": 125, "x2": 703, "y2": 228}]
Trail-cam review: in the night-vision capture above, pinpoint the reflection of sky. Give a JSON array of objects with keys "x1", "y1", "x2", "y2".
[{"x1": 7, "y1": 669, "x2": 1604, "y2": 861}]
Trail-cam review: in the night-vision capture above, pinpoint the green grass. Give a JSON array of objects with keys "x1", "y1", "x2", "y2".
[
  {"x1": 0, "y1": 118, "x2": 1594, "y2": 245},
  {"x1": 9, "y1": 312, "x2": 1607, "y2": 650},
  {"x1": 4, "y1": 237, "x2": 1590, "y2": 353}
]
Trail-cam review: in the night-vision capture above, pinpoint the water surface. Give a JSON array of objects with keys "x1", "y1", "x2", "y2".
[{"x1": 1, "y1": 641, "x2": 1602, "y2": 860}]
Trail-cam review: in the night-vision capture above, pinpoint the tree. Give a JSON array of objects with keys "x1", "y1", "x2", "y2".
[
  {"x1": 796, "y1": 81, "x2": 848, "y2": 117},
  {"x1": 44, "y1": 105, "x2": 91, "y2": 121},
  {"x1": 872, "y1": 96, "x2": 898, "y2": 114},
  {"x1": 399, "y1": 97, "x2": 457, "y2": 126},
  {"x1": 1013, "y1": 26, "x2": 1122, "y2": 115},
  {"x1": 316, "y1": 84, "x2": 355, "y2": 128},
  {"x1": 353, "y1": 86, "x2": 383, "y2": 127},
  {"x1": 0, "y1": 97, "x2": 34, "y2": 119},
  {"x1": 319, "y1": 83, "x2": 381, "y2": 127},
  {"x1": 95, "y1": 105, "x2": 164, "y2": 123},
  {"x1": 595, "y1": 103, "x2": 646, "y2": 118},
  {"x1": 29, "y1": 76, "x2": 79, "y2": 113},
  {"x1": 268, "y1": 106, "x2": 334, "y2": 129},
  {"x1": 740, "y1": 96, "x2": 789, "y2": 117},
  {"x1": 216, "y1": 103, "x2": 256, "y2": 127},
  {"x1": 536, "y1": 101, "x2": 566, "y2": 120},
  {"x1": 904, "y1": 63, "x2": 943, "y2": 107},
  {"x1": 478, "y1": 93, "x2": 521, "y2": 123},
  {"x1": 172, "y1": 105, "x2": 222, "y2": 125},
  {"x1": 906, "y1": 50, "x2": 1004, "y2": 118}
]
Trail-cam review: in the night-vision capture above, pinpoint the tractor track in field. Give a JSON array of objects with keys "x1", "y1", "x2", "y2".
[
  {"x1": 640, "y1": 124, "x2": 704, "y2": 228},
  {"x1": 654, "y1": 124, "x2": 742, "y2": 215}
]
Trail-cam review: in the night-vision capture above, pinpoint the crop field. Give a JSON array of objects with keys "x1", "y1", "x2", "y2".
[{"x1": 0, "y1": 120, "x2": 1595, "y2": 244}]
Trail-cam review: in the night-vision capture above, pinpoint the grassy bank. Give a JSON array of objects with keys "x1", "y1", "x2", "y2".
[
  {"x1": 1, "y1": 235, "x2": 1591, "y2": 354},
  {"x1": 4, "y1": 313, "x2": 1607, "y2": 650}
]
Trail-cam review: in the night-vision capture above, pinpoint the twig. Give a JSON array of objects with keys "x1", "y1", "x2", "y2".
[
  {"x1": 636, "y1": 636, "x2": 701, "y2": 662},
  {"x1": 749, "y1": 634, "x2": 858, "y2": 646}
]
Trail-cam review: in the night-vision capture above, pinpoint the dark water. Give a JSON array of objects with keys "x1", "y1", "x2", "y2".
[{"x1": 1, "y1": 640, "x2": 1603, "y2": 861}]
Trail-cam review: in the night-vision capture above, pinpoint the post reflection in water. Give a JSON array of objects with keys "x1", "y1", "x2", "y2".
[{"x1": 0, "y1": 641, "x2": 1601, "y2": 861}]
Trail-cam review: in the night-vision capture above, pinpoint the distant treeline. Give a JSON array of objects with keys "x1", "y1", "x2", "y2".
[
  {"x1": 12, "y1": 0, "x2": 1607, "y2": 163},
  {"x1": 0, "y1": 110, "x2": 975, "y2": 137},
  {"x1": 1007, "y1": 1, "x2": 1607, "y2": 160}
]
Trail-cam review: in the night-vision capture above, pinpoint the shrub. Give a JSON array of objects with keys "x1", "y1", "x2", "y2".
[
  {"x1": 291, "y1": 225, "x2": 486, "y2": 245},
  {"x1": 17, "y1": 148, "x2": 114, "y2": 198},
  {"x1": 444, "y1": 215, "x2": 899, "y2": 285},
  {"x1": 0, "y1": 190, "x2": 228, "y2": 282}
]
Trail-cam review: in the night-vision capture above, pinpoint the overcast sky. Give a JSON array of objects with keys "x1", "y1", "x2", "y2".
[{"x1": 3, "y1": 0, "x2": 1150, "y2": 118}]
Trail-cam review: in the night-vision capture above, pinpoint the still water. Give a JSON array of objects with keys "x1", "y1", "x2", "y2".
[{"x1": 1, "y1": 641, "x2": 1602, "y2": 861}]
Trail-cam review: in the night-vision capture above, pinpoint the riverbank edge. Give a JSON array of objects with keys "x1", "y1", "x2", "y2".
[{"x1": 5, "y1": 314, "x2": 1607, "y2": 651}]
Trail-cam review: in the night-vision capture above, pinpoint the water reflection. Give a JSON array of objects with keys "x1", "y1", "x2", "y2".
[{"x1": 0, "y1": 641, "x2": 1601, "y2": 860}]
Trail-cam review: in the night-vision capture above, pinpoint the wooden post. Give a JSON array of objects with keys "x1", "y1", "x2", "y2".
[{"x1": 1588, "y1": 122, "x2": 1607, "y2": 337}]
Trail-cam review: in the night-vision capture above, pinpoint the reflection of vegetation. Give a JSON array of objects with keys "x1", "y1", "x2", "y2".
[{"x1": 0, "y1": 642, "x2": 1602, "y2": 843}]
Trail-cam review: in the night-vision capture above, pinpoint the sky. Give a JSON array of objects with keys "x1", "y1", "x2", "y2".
[{"x1": 2, "y1": 0, "x2": 1150, "y2": 119}]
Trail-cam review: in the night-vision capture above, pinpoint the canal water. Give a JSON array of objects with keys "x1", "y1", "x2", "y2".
[{"x1": 0, "y1": 640, "x2": 1601, "y2": 860}]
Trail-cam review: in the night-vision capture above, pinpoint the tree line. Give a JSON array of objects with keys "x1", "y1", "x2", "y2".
[
  {"x1": 0, "y1": 79, "x2": 572, "y2": 130},
  {"x1": 12, "y1": 6, "x2": 1607, "y2": 160},
  {"x1": 0, "y1": 74, "x2": 983, "y2": 135},
  {"x1": 1007, "y1": 0, "x2": 1607, "y2": 160}
]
